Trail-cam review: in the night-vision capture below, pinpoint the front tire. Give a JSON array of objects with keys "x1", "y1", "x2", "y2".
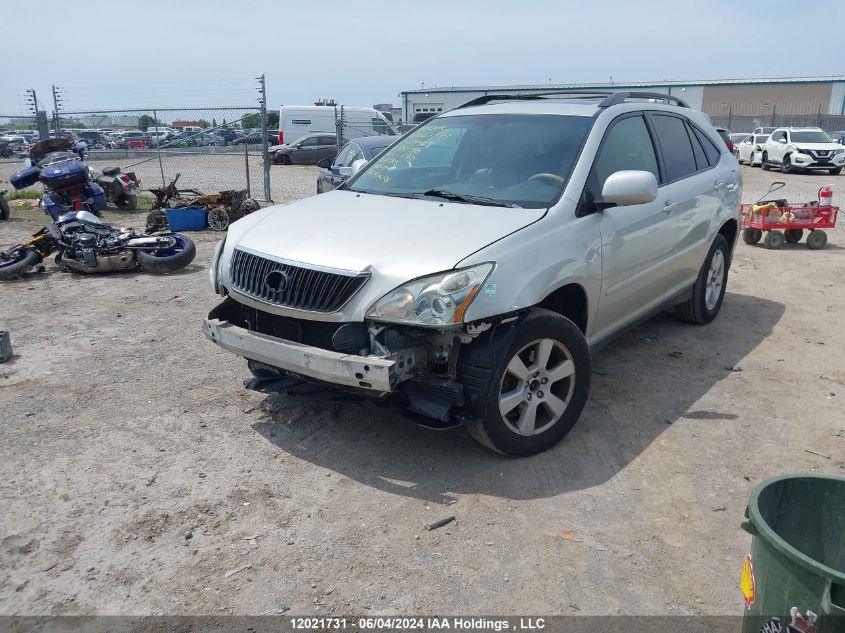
[
  {"x1": 761, "y1": 152, "x2": 770, "y2": 170},
  {"x1": 781, "y1": 154, "x2": 793, "y2": 174},
  {"x1": 136, "y1": 234, "x2": 196, "y2": 273},
  {"x1": 764, "y1": 230, "x2": 785, "y2": 250},
  {"x1": 675, "y1": 234, "x2": 729, "y2": 325},
  {"x1": 115, "y1": 194, "x2": 138, "y2": 211},
  {"x1": 0, "y1": 248, "x2": 41, "y2": 280},
  {"x1": 806, "y1": 230, "x2": 827, "y2": 250},
  {"x1": 830, "y1": 168, "x2": 842, "y2": 176},
  {"x1": 467, "y1": 309, "x2": 591, "y2": 457}
]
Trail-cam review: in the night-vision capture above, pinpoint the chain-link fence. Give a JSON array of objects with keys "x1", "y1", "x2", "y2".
[
  {"x1": 709, "y1": 113, "x2": 845, "y2": 134},
  {"x1": 49, "y1": 106, "x2": 272, "y2": 202},
  {"x1": 0, "y1": 115, "x2": 38, "y2": 163}
]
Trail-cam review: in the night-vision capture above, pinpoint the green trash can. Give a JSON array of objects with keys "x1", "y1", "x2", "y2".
[{"x1": 741, "y1": 474, "x2": 845, "y2": 633}]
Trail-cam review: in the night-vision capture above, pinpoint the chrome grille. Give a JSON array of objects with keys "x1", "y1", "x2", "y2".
[{"x1": 229, "y1": 249, "x2": 368, "y2": 313}]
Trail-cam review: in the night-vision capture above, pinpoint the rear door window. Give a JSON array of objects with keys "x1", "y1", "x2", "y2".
[{"x1": 651, "y1": 114, "x2": 698, "y2": 182}]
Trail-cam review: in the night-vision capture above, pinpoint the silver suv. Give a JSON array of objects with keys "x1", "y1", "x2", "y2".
[{"x1": 205, "y1": 91, "x2": 741, "y2": 456}]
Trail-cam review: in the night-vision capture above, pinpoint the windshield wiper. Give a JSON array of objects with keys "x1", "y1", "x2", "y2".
[{"x1": 420, "y1": 189, "x2": 521, "y2": 208}]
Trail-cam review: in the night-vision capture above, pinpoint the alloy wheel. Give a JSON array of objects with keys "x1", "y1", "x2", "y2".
[
  {"x1": 705, "y1": 249, "x2": 725, "y2": 311},
  {"x1": 498, "y1": 338, "x2": 576, "y2": 436}
]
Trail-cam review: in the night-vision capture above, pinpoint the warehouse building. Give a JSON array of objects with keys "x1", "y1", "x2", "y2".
[{"x1": 400, "y1": 76, "x2": 845, "y2": 124}]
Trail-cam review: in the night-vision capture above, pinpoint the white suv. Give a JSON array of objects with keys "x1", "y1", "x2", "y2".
[
  {"x1": 205, "y1": 91, "x2": 740, "y2": 456},
  {"x1": 761, "y1": 127, "x2": 844, "y2": 175}
]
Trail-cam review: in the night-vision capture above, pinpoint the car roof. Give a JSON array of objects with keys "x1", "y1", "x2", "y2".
[{"x1": 440, "y1": 91, "x2": 695, "y2": 119}]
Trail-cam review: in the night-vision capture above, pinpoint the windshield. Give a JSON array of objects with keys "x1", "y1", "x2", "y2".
[
  {"x1": 792, "y1": 130, "x2": 832, "y2": 143},
  {"x1": 347, "y1": 113, "x2": 593, "y2": 209}
]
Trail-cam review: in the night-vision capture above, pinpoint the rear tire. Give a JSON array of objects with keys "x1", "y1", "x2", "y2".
[
  {"x1": 742, "y1": 228, "x2": 762, "y2": 245},
  {"x1": 675, "y1": 234, "x2": 729, "y2": 325},
  {"x1": 784, "y1": 229, "x2": 803, "y2": 244},
  {"x1": 115, "y1": 194, "x2": 138, "y2": 211},
  {"x1": 764, "y1": 230, "x2": 785, "y2": 250},
  {"x1": 806, "y1": 230, "x2": 827, "y2": 250},
  {"x1": 0, "y1": 196, "x2": 9, "y2": 220},
  {"x1": 0, "y1": 248, "x2": 41, "y2": 280},
  {"x1": 467, "y1": 309, "x2": 590, "y2": 457},
  {"x1": 136, "y1": 234, "x2": 196, "y2": 273}
]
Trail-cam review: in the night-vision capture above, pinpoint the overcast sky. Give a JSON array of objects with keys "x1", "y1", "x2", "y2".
[{"x1": 2, "y1": 0, "x2": 843, "y2": 115}]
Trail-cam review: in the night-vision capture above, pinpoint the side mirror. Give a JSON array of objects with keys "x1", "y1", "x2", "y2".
[
  {"x1": 350, "y1": 158, "x2": 368, "y2": 176},
  {"x1": 778, "y1": 138, "x2": 787, "y2": 144},
  {"x1": 600, "y1": 170, "x2": 658, "y2": 208},
  {"x1": 316, "y1": 158, "x2": 331, "y2": 169}
]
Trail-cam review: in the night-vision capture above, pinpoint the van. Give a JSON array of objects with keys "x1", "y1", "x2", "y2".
[{"x1": 277, "y1": 105, "x2": 395, "y2": 146}]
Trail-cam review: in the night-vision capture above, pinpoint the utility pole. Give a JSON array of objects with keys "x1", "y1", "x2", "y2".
[
  {"x1": 52, "y1": 85, "x2": 64, "y2": 135},
  {"x1": 257, "y1": 73, "x2": 271, "y2": 202},
  {"x1": 26, "y1": 89, "x2": 49, "y2": 139}
]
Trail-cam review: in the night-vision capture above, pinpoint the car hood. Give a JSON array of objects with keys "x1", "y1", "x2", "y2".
[{"x1": 228, "y1": 190, "x2": 545, "y2": 282}]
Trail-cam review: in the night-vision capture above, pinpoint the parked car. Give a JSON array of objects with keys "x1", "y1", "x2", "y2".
[
  {"x1": 195, "y1": 132, "x2": 226, "y2": 147},
  {"x1": 729, "y1": 133, "x2": 748, "y2": 147},
  {"x1": 214, "y1": 129, "x2": 241, "y2": 144},
  {"x1": 271, "y1": 133, "x2": 337, "y2": 165},
  {"x1": 146, "y1": 130, "x2": 178, "y2": 146},
  {"x1": 735, "y1": 134, "x2": 769, "y2": 166},
  {"x1": 228, "y1": 131, "x2": 276, "y2": 146},
  {"x1": 316, "y1": 136, "x2": 394, "y2": 192},
  {"x1": 830, "y1": 131, "x2": 845, "y2": 146},
  {"x1": 715, "y1": 127, "x2": 735, "y2": 152},
  {"x1": 761, "y1": 127, "x2": 845, "y2": 175},
  {"x1": 204, "y1": 91, "x2": 740, "y2": 456}
]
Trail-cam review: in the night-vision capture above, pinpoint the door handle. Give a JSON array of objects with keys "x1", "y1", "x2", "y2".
[{"x1": 662, "y1": 200, "x2": 674, "y2": 215}]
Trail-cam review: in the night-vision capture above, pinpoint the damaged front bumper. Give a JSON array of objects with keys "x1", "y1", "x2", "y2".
[{"x1": 203, "y1": 318, "x2": 397, "y2": 392}]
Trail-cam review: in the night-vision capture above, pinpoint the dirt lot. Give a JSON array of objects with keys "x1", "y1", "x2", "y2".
[{"x1": 1, "y1": 165, "x2": 843, "y2": 617}]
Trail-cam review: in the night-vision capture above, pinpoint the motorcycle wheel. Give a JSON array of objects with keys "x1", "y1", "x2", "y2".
[
  {"x1": 0, "y1": 248, "x2": 41, "y2": 280},
  {"x1": 0, "y1": 196, "x2": 9, "y2": 220},
  {"x1": 136, "y1": 234, "x2": 196, "y2": 274},
  {"x1": 115, "y1": 194, "x2": 138, "y2": 211}
]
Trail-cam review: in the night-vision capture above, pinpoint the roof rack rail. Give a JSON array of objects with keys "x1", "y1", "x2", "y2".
[
  {"x1": 457, "y1": 91, "x2": 616, "y2": 109},
  {"x1": 598, "y1": 91, "x2": 690, "y2": 108},
  {"x1": 457, "y1": 90, "x2": 690, "y2": 110}
]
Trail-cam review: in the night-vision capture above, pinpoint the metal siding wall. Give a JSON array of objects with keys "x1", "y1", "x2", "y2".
[
  {"x1": 701, "y1": 83, "x2": 834, "y2": 116},
  {"x1": 829, "y1": 82, "x2": 845, "y2": 115}
]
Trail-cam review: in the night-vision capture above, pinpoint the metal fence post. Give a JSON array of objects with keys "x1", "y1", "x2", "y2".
[
  {"x1": 154, "y1": 109, "x2": 166, "y2": 187},
  {"x1": 259, "y1": 74, "x2": 271, "y2": 202},
  {"x1": 727, "y1": 106, "x2": 732, "y2": 130},
  {"x1": 244, "y1": 141, "x2": 251, "y2": 198}
]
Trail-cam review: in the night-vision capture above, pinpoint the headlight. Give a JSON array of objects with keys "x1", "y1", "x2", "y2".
[
  {"x1": 366, "y1": 263, "x2": 494, "y2": 327},
  {"x1": 209, "y1": 238, "x2": 225, "y2": 293}
]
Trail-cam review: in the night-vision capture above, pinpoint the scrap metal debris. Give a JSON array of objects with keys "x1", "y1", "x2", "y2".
[{"x1": 425, "y1": 516, "x2": 456, "y2": 531}]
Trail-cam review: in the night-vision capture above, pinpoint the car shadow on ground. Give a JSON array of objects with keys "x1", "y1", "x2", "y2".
[{"x1": 253, "y1": 291, "x2": 784, "y2": 502}]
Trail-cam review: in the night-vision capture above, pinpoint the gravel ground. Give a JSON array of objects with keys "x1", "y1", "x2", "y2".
[{"x1": 0, "y1": 165, "x2": 843, "y2": 616}]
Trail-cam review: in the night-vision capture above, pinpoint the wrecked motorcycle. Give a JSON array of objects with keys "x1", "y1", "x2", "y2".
[
  {"x1": 10, "y1": 138, "x2": 107, "y2": 218},
  {"x1": 91, "y1": 166, "x2": 141, "y2": 211},
  {"x1": 0, "y1": 209, "x2": 196, "y2": 280}
]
